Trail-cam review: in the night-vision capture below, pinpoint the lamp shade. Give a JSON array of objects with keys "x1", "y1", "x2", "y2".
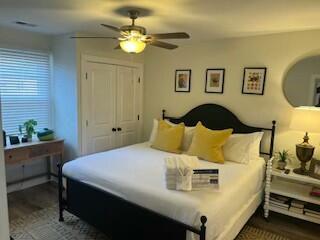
[
  {"x1": 120, "y1": 38, "x2": 146, "y2": 54},
  {"x1": 290, "y1": 106, "x2": 320, "y2": 133}
]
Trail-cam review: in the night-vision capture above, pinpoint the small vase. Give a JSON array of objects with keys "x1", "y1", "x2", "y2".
[
  {"x1": 27, "y1": 135, "x2": 32, "y2": 142},
  {"x1": 277, "y1": 161, "x2": 287, "y2": 170},
  {"x1": 21, "y1": 136, "x2": 28, "y2": 143}
]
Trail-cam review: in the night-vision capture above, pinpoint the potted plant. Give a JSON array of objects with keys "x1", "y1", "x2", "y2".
[
  {"x1": 19, "y1": 119, "x2": 37, "y2": 142},
  {"x1": 275, "y1": 150, "x2": 291, "y2": 170}
]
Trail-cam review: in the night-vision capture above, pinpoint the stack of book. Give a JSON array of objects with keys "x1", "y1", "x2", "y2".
[
  {"x1": 305, "y1": 203, "x2": 320, "y2": 219},
  {"x1": 310, "y1": 187, "x2": 320, "y2": 198},
  {"x1": 270, "y1": 193, "x2": 290, "y2": 210},
  {"x1": 289, "y1": 199, "x2": 305, "y2": 214},
  {"x1": 192, "y1": 169, "x2": 219, "y2": 189}
]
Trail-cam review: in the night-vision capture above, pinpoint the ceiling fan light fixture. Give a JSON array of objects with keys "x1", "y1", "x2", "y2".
[
  {"x1": 120, "y1": 38, "x2": 146, "y2": 54},
  {"x1": 77, "y1": 10, "x2": 190, "y2": 52}
]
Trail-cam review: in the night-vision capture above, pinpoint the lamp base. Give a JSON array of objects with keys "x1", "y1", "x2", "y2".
[
  {"x1": 294, "y1": 135, "x2": 315, "y2": 175},
  {"x1": 293, "y1": 167, "x2": 309, "y2": 175}
]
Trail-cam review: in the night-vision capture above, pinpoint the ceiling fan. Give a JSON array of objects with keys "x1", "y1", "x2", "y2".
[{"x1": 72, "y1": 9, "x2": 190, "y2": 53}]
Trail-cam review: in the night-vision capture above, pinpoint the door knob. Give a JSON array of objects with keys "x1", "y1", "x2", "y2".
[
  {"x1": 117, "y1": 127, "x2": 122, "y2": 131},
  {"x1": 112, "y1": 128, "x2": 116, "y2": 132}
]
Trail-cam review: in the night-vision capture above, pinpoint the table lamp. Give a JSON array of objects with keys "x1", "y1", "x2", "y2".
[{"x1": 290, "y1": 106, "x2": 320, "y2": 175}]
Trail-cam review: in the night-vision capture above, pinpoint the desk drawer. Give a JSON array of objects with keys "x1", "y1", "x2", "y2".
[
  {"x1": 5, "y1": 148, "x2": 29, "y2": 164},
  {"x1": 29, "y1": 142, "x2": 63, "y2": 158}
]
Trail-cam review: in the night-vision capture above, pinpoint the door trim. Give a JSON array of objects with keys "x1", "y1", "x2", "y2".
[{"x1": 79, "y1": 54, "x2": 144, "y2": 156}]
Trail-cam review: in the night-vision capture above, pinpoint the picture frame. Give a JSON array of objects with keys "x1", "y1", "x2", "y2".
[
  {"x1": 309, "y1": 158, "x2": 320, "y2": 180},
  {"x1": 9, "y1": 135, "x2": 20, "y2": 145},
  {"x1": 242, "y1": 67, "x2": 267, "y2": 95},
  {"x1": 205, "y1": 68, "x2": 225, "y2": 94},
  {"x1": 175, "y1": 69, "x2": 191, "y2": 92}
]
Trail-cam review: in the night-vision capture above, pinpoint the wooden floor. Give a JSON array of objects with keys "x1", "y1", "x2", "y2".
[{"x1": 7, "y1": 183, "x2": 320, "y2": 240}]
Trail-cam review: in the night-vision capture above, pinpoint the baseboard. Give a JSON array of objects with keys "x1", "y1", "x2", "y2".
[{"x1": 6, "y1": 176, "x2": 49, "y2": 193}]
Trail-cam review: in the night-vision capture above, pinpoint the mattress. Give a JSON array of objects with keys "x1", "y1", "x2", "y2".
[{"x1": 63, "y1": 142, "x2": 265, "y2": 240}]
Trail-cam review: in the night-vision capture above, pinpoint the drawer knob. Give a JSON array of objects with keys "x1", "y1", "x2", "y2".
[{"x1": 9, "y1": 155, "x2": 12, "y2": 159}]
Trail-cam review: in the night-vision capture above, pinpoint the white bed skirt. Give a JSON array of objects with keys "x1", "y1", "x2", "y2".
[{"x1": 215, "y1": 190, "x2": 263, "y2": 240}]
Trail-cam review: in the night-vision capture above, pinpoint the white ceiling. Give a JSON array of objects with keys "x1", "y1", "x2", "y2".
[{"x1": 0, "y1": 0, "x2": 320, "y2": 42}]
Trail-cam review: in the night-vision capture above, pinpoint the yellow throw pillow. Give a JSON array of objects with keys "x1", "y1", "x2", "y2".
[
  {"x1": 187, "y1": 122, "x2": 233, "y2": 163},
  {"x1": 152, "y1": 120, "x2": 185, "y2": 153}
]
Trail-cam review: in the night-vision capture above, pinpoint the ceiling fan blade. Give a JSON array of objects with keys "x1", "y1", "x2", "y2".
[
  {"x1": 114, "y1": 45, "x2": 121, "y2": 50},
  {"x1": 70, "y1": 36, "x2": 117, "y2": 39},
  {"x1": 149, "y1": 40, "x2": 178, "y2": 50},
  {"x1": 150, "y1": 32, "x2": 190, "y2": 39},
  {"x1": 101, "y1": 24, "x2": 121, "y2": 32}
]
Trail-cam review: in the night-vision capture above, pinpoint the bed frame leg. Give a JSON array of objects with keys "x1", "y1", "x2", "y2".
[
  {"x1": 57, "y1": 162, "x2": 64, "y2": 222},
  {"x1": 200, "y1": 216, "x2": 207, "y2": 240}
]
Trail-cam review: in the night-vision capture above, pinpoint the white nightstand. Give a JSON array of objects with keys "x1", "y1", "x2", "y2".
[{"x1": 264, "y1": 158, "x2": 320, "y2": 224}]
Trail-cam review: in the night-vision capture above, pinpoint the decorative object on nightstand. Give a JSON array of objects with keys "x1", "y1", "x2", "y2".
[
  {"x1": 9, "y1": 135, "x2": 20, "y2": 145},
  {"x1": 37, "y1": 128, "x2": 55, "y2": 141},
  {"x1": 310, "y1": 186, "x2": 320, "y2": 197},
  {"x1": 309, "y1": 159, "x2": 320, "y2": 180},
  {"x1": 19, "y1": 119, "x2": 37, "y2": 142},
  {"x1": 275, "y1": 149, "x2": 291, "y2": 170},
  {"x1": 290, "y1": 107, "x2": 320, "y2": 175}
]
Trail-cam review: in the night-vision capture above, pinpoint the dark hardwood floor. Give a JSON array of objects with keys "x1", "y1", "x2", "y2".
[
  {"x1": 7, "y1": 183, "x2": 320, "y2": 240},
  {"x1": 8, "y1": 182, "x2": 57, "y2": 221},
  {"x1": 248, "y1": 209, "x2": 320, "y2": 240}
]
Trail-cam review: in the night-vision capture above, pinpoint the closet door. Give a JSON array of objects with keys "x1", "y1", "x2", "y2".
[
  {"x1": 116, "y1": 66, "x2": 140, "y2": 147},
  {"x1": 82, "y1": 62, "x2": 116, "y2": 154}
]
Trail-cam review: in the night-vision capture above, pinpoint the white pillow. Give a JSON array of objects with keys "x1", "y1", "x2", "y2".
[
  {"x1": 181, "y1": 126, "x2": 195, "y2": 151},
  {"x1": 149, "y1": 119, "x2": 195, "y2": 151},
  {"x1": 149, "y1": 119, "x2": 159, "y2": 143},
  {"x1": 250, "y1": 132, "x2": 264, "y2": 159},
  {"x1": 223, "y1": 132, "x2": 264, "y2": 164},
  {"x1": 164, "y1": 120, "x2": 195, "y2": 152}
]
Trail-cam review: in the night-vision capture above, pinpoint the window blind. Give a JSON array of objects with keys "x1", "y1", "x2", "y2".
[{"x1": 0, "y1": 48, "x2": 50, "y2": 135}]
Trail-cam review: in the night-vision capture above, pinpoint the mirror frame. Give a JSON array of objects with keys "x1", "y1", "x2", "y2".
[{"x1": 282, "y1": 51, "x2": 320, "y2": 107}]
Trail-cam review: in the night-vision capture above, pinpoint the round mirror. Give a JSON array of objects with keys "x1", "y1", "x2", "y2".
[{"x1": 284, "y1": 55, "x2": 320, "y2": 107}]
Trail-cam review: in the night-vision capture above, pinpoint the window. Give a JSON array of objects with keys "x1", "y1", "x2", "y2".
[{"x1": 0, "y1": 48, "x2": 50, "y2": 135}]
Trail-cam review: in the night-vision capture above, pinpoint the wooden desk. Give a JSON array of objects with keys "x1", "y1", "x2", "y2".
[{"x1": 4, "y1": 139, "x2": 64, "y2": 185}]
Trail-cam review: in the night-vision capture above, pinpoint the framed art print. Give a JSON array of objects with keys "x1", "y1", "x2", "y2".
[
  {"x1": 242, "y1": 67, "x2": 267, "y2": 95},
  {"x1": 175, "y1": 69, "x2": 191, "y2": 92},
  {"x1": 309, "y1": 159, "x2": 320, "y2": 180},
  {"x1": 205, "y1": 68, "x2": 225, "y2": 93}
]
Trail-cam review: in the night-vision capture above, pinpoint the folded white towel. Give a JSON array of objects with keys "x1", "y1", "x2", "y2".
[
  {"x1": 165, "y1": 155, "x2": 199, "y2": 191},
  {"x1": 176, "y1": 167, "x2": 193, "y2": 191},
  {"x1": 165, "y1": 155, "x2": 199, "y2": 172}
]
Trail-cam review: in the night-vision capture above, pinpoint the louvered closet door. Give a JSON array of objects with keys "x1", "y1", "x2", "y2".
[
  {"x1": 83, "y1": 62, "x2": 116, "y2": 154},
  {"x1": 116, "y1": 66, "x2": 140, "y2": 148}
]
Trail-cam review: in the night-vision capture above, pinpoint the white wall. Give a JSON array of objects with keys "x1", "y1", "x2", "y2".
[
  {"x1": 52, "y1": 35, "x2": 79, "y2": 161},
  {"x1": 143, "y1": 29, "x2": 320, "y2": 164},
  {"x1": 0, "y1": 26, "x2": 53, "y2": 192},
  {"x1": 0, "y1": 25, "x2": 50, "y2": 51},
  {"x1": 284, "y1": 56, "x2": 320, "y2": 107}
]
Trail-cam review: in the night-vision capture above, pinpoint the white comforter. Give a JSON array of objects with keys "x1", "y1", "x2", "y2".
[{"x1": 63, "y1": 142, "x2": 265, "y2": 240}]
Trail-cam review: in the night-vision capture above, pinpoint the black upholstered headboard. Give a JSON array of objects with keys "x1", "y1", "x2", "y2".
[{"x1": 162, "y1": 104, "x2": 276, "y2": 158}]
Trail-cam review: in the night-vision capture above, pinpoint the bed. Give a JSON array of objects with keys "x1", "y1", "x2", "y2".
[{"x1": 58, "y1": 104, "x2": 276, "y2": 240}]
